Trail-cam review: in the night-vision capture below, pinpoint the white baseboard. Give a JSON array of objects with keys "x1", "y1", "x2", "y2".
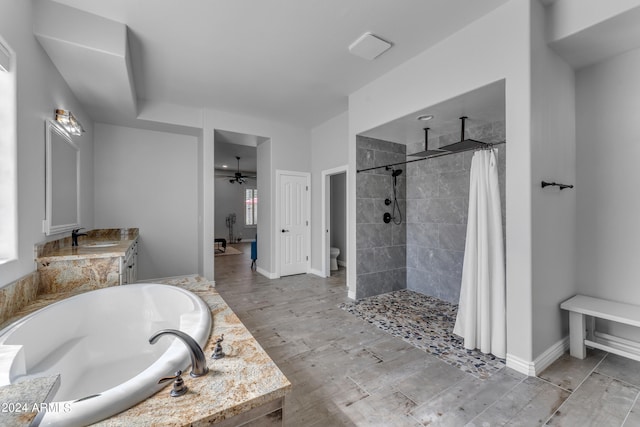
[
  {"x1": 506, "y1": 354, "x2": 534, "y2": 376},
  {"x1": 256, "y1": 267, "x2": 278, "y2": 279},
  {"x1": 347, "y1": 289, "x2": 356, "y2": 300},
  {"x1": 337, "y1": 260, "x2": 347, "y2": 268},
  {"x1": 309, "y1": 268, "x2": 326, "y2": 278},
  {"x1": 534, "y1": 336, "x2": 569, "y2": 375},
  {"x1": 506, "y1": 336, "x2": 569, "y2": 377}
]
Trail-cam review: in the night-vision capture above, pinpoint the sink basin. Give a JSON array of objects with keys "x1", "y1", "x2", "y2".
[{"x1": 82, "y1": 241, "x2": 119, "y2": 248}]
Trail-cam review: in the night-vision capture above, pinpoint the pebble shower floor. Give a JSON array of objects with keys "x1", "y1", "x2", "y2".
[{"x1": 340, "y1": 289, "x2": 505, "y2": 380}]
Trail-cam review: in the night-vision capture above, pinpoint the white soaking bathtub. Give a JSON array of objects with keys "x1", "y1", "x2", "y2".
[{"x1": 0, "y1": 283, "x2": 212, "y2": 427}]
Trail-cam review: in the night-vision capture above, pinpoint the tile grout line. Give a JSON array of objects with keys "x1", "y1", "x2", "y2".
[
  {"x1": 406, "y1": 374, "x2": 472, "y2": 420},
  {"x1": 536, "y1": 374, "x2": 574, "y2": 394},
  {"x1": 540, "y1": 352, "x2": 609, "y2": 426},
  {"x1": 621, "y1": 389, "x2": 640, "y2": 427},
  {"x1": 465, "y1": 375, "x2": 527, "y2": 426}
]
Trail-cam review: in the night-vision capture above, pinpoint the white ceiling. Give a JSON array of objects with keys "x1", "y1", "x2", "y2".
[
  {"x1": 51, "y1": 0, "x2": 509, "y2": 129},
  {"x1": 361, "y1": 80, "x2": 505, "y2": 146},
  {"x1": 214, "y1": 130, "x2": 265, "y2": 172}
]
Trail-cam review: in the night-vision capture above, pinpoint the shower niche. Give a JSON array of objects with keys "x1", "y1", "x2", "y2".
[{"x1": 355, "y1": 80, "x2": 506, "y2": 302}]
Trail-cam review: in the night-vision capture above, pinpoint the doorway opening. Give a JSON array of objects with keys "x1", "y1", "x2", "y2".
[
  {"x1": 213, "y1": 129, "x2": 268, "y2": 280},
  {"x1": 322, "y1": 165, "x2": 348, "y2": 278}
]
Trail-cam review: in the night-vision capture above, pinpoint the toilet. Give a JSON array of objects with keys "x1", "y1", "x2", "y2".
[{"x1": 330, "y1": 247, "x2": 340, "y2": 271}]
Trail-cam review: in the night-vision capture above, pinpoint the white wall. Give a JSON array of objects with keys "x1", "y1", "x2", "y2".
[
  {"x1": 545, "y1": 0, "x2": 640, "y2": 69},
  {"x1": 546, "y1": 0, "x2": 640, "y2": 42},
  {"x1": 0, "y1": 0, "x2": 94, "y2": 287},
  {"x1": 214, "y1": 176, "x2": 257, "y2": 242},
  {"x1": 530, "y1": 0, "x2": 577, "y2": 359},
  {"x1": 256, "y1": 139, "x2": 271, "y2": 273},
  {"x1": 348, "y1": 1, "x2": 534, "y2": 365},
  {"x1": 93, "y1": 123, "x2": 198, "y2": 280},
  {"x1": 576, "y1": 47, "x2": 640, "y2": 339},
  {"x1": 330, "y1": 173, "x2": 346, "y2": 263},
  {"x1": 310, "y1": 112, "x2": 348, "y2": 272}
]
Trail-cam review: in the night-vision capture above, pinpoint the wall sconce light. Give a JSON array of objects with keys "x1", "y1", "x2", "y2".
[{"x1": 55, "y1": 109, "x2": 84, "y2": 136}]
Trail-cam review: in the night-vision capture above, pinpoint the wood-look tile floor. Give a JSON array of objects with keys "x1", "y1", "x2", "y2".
[{"x1": 214, "y1": 243, "x2": 640, "y2": 426}]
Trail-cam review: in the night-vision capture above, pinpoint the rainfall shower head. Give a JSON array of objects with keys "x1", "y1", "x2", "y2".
[
  {"x1": 436, "y1": 116, "x2": 491, "y2": 153},
  {"x1": 408, "y1": 127, "x2": 446, "y2": 158}
]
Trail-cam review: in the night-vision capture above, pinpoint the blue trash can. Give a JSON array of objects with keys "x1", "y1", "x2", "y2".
[{"x1": 250, "y1": 241, "x2": 257, "y2": 270}]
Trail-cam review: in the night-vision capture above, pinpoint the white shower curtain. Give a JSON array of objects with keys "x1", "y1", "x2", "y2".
[{"x1": 453, "y1": 149, "x2": 506, "y2": 359}]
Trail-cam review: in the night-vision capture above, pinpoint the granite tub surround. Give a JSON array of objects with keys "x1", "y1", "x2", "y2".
[
  {"x1": 0, "y1": 375, "x2": 60, "y2": 427},
  {"x1": 38, "y1": 257, "x2": 122, "y2": 294},
  {"x1": 0, "y1": 271, "x2": 40, "y2": 325},
  {"x1": 356, "y1": 135, "x2": 407, "y2": 300},
  {"x1": 96, "y1": 275, "x2": 291, "y2": 427},
  {"x1": 36, "y1": 228, "x2": 139, "y2": 293},
  {"x1": 0, "y1": 275, "x2": 290, "y2": 426},
  {"x1": 405, "y1": 120, "x2": 506, "y2": 304}
]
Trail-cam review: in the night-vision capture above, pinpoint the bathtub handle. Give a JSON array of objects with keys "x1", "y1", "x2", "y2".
[
  {"x1": 149, "y1": 329, "x2": 209, "y2": 377},
  {"x1": 158, "y1": 370, "x2": 188, "y2": 397}
]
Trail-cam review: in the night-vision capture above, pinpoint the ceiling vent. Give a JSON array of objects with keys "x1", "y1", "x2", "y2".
[{"x1": 349, "y1": 32, "x2": 392, "y2": 60}]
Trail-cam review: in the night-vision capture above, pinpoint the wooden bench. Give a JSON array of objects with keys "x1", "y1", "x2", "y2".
[{"x1": 561, "y1": 295, "x2": 640, "y2": 361}]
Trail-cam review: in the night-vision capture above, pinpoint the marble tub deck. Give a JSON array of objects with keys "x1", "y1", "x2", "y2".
[{"x1": 0, "y1": 275, "x2": 291, "y2": 426}]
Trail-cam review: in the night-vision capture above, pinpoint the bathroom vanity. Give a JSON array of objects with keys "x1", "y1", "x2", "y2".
[
  {"x1": 0, "y1": 275, "x2": 291, "y2": 426},
  {"x1": 35, "y1": 228, "x2": 139, "y2": 293}
]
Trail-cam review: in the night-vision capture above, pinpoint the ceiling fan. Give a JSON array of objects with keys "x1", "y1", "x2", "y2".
[{"x1": 217, "y1": 156, "x2": 256, "y2": 184}]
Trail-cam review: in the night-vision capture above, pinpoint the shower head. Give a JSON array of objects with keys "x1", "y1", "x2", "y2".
[{"x1": 385, "y1": 166, "x2": 403, "y2": 177}]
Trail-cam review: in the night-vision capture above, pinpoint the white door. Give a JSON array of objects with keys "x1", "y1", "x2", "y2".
[{"x1": 279, "y1": 173, "x2": 308, "y2": 276}]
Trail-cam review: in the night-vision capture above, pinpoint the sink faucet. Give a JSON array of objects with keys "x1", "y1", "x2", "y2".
[
  {"x1": 149, "y1": 329, "x2": 209, "y2": 377},
  {"x1": 71, "y1": 228, "x2": 88, "y2": 246}
]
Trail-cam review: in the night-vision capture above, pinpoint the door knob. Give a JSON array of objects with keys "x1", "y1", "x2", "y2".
[{"x1": 281, "y1": 229, "x2": 289, "y2": 233}]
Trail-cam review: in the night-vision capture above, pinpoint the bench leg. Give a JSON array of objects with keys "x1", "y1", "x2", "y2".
[{"x1": 569, "y1": 311, "x2": 587, "y2": 359}]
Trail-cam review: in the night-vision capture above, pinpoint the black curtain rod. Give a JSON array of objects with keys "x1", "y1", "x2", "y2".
[{"x1": 356, "y1": 140, "x2": 506, "y2": 173}]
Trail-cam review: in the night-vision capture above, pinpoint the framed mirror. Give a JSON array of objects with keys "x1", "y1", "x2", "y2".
[{"x1": 44, "y1": 120, "x2": 80, "y2": 235}]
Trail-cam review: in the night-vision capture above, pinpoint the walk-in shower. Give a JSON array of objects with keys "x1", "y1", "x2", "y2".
[{"x1": 384, "y1": 166, "x2": 403, "y2": 225}]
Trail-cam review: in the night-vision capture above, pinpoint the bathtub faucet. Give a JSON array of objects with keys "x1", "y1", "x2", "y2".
[{"x1": 149, "y1": 329, "x2": 209, "y2": 377}]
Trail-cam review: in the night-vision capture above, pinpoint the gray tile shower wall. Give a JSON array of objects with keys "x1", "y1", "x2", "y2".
[
  {"x1": 405, "y1": 120, "x2": 506, "y2": 304},
  {"x1": 356, "y1": 136, "x2": 407, "y2": 299}
]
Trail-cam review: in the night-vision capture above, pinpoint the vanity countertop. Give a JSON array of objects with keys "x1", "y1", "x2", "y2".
[
  {"x1": 36, "y1": 239, "x2": 136, "y2": 261},
  {"x1": 0, "y1": 275, "x2": 291, "y2": 427},
  {"x1": 36, "y1": 228, "x2": 139, "y2": 262}
]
